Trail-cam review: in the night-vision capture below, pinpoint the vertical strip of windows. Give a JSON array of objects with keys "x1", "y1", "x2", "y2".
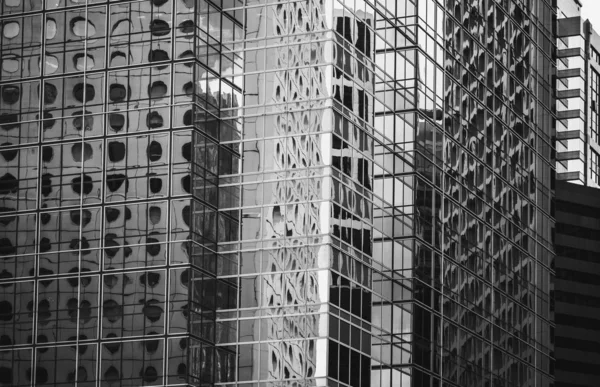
[
  {"x1": 591, "y1": 150, "x2": 600, "y2": 184},
  {"x1": 591, "y1": 69, "x2": 600, "y2": 144}
]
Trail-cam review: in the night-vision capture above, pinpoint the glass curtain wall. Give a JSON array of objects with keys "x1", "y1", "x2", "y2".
[
  {"x1": 0, "y1": 0, "x2": 555, "y2": 386},
  {"x1": 0, "y1": 0, "x2": 237, "y2": 385}
]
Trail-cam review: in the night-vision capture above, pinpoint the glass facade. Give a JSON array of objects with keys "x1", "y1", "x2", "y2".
[
  {"x1": 0, "y1": 0, "x2": 231, "y2": 384},
  {"x1": 0, "y1": 0, "x2": 555, "y2": 386}
]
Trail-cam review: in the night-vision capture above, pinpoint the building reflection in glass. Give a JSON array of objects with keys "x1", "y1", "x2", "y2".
[{"x1": 0, "y1": 0, "x2": 555, "y2": 386}]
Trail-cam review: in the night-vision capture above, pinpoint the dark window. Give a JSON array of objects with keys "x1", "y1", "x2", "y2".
[{"x1": 592, "y1": 150, "x2": 600, "y2": 184}]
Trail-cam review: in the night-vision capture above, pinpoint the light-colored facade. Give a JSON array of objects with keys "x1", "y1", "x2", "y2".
[{"x1": 556, "y1": 0, "x2": 600, "y2": 187}]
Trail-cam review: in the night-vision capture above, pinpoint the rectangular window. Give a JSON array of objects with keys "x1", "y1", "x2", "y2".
[
  {"x1": 592, "y1": 150, "x2": 600, "y2": 184},
  {"x1": 591, "y1": 69, "x2": 600, "y2": 144},
  {"x1": 592, "y1": 48, "x2": 600, "y2": 65}
]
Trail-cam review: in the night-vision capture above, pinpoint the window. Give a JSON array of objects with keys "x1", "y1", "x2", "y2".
[
  {"x1": 592, "y1": 47, "x2": 600, "y2": 65},
  {"x1": 591, "y1": 150, "x2": 600, "y2": 184},
  {"x1": 591, "y1": 69, "x2": 600, "y2": 144}
]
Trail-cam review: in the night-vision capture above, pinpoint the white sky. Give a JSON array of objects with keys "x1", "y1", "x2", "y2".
[{"x1": 580, "y1": 0, "x2": 600, "y2": 29}]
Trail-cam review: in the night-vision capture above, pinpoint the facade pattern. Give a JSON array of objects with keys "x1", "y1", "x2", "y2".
[
  {"x1": 0, "y1": 0, "x2": 555, "y2": 387},
  {"x1": 259, "y1": 0, "x2": 325, "y2": 382},
  {"x1": 554, "y1": 180, "x2": 600, "y2": 387},
  {"x1": 0, "y1": 0, "x2": 232, "y2": 385},
  {"x1": 435, "y1": 0, "x2": 554, "y2": 385},
  {"x1": 556, "y1": 0, "x2": 600, "y2": 187}
]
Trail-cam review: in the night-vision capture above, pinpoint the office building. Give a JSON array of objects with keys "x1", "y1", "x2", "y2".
[
  {"x1": 554, "y1": 180, "x2": 600, "y2": 387},
  {"x1": 556, "y1": 0, "x2": 600, "y2": 187},
  {"x1": 554, "y1": 2, "x2": 600, "y2": 386},
  {"x1": 0, "y1": 0, "x2": 555, "y2": 386}
]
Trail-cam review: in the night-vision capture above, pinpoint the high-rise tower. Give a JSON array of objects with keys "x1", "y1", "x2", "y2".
[
  {"x1": 556, "y1": 0, "x2": 600, "y2": 187},
  {"x1": 0, "y1": 0, "x2": 555, "y2": 386}
]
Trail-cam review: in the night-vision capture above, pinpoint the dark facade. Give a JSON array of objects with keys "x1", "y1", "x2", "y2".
[
  {"x1": 554, "y1": 180, "x2": 600, "y2": 387},
  {"x1": 431, "y1": 1, "x2": 555, "y2": 386},
  {"x1": 0, "y1": 0, "x2": 555, "y2": 386}
]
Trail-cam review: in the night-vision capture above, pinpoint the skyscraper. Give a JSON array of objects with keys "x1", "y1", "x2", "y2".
[
  {"x1": 553, "y1": 180, "x2": 600, "y2": 387},
  {"x1": 554, "y1": 2, "x2": 600, "y2": 386},
  {"x1": 556, "y1": 0, "x2": 600, "y2": 187},
  {"x1": 0, "y1": 0, "x2": 555, "y2": 386}
]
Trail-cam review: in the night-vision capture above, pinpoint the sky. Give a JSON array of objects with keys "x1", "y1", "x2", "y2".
[{"x1": 580, "y1": 0, "x2": 600, "y2": 29}]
